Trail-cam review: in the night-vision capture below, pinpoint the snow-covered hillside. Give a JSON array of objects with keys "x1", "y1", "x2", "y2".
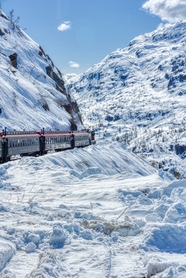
[
  {"x1": 66, "y1": 21, "x2": 186, "y2": 177},
  {"x1": 0, "y1": 10, "x2": 83, "y2": 131}
]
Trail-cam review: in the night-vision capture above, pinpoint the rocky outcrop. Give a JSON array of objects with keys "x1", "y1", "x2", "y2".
[
  {"x1": 46, "y1": 66, "x2": 66, "y2": 94},
  {"x1": 9, "y1": 53, "x2": 17, "y2": 68}
]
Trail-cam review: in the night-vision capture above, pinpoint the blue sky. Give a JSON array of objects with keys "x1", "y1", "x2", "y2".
[{"x1": 1, "y1": 0, "x2": 185, "y2": 74}]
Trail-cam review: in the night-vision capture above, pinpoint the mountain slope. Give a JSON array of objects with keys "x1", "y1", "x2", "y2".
[
  {"x1": 0, "y1": 10, "x2": 83, "y2": 131},
  {"x1": 66, "y1": 21, "x2": 186, "y2": 177}
]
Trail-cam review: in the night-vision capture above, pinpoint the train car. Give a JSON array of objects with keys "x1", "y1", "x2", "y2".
[
  {"x1": 73, "y1": 131, "x2": 90, "y2": 147},
  {"x1": 42, "y1": 130, "x2": 90, "y2": 152},
  {"x1": 42, "y1": 130, "x2": 72, "y2": 153},
  {"x1": 0, "y1": 128, "x2": 94, "y2": 163},
  {"x1": 0, "y1": 130, "x2": 40, "y2": 163}
]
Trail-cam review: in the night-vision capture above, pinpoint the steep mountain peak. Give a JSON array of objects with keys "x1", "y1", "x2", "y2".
[
  {"x1": 66, "y1": 21, "x2": 186, "y2": 177},
  {"x1": 0, "y1": 10, "x2": 83, "y2": 131}
]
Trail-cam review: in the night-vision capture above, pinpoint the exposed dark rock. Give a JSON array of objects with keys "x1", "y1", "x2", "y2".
[
  {"x1": 70, "y1": 120, "x2": 77, "y2": 131},
  {"x1": 175, "y1": 144, "x2": 186, "y2": 155},
  {"x1": 71, "y1": 101, "x2": 80, "y2": 114},
  {"x1": 168, "y1": 74, "x2": 186, "y2": 89},
  {"x1": 105, "y1": 115, "x2": 113, "y2": 122},
  {"x1": 9, "y1": 53, "x2": 17, "y2": 68},
  {"x1": 0, "y1": 12, "x2": 8, "y2": 20},
  {"x1": 0, "y1": 28, "x2": 5, "y2": 36},
  {"x1": 42, "y1": 102, "x2": 50, "y2": 111},
  {"x1": 38, "y1": 46, "x2": 45, "y2": 56},
  {"x1": 56, "y1": 84, "x2": 66, "y2": 95},
  {"x1": 64, "y1": 104, "x2": 72, "y2": 115},
  {"x1": 46, "y1": 66, "x2": 66, "y2": 92}
]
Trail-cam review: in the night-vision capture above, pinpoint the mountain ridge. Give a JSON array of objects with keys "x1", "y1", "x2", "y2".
[
  {"x1": 66, "y1": 21, "x2": 186, "y2": 177},
  {"x1": 0, "y1": 9, "x2": 83, "y2": 131}
]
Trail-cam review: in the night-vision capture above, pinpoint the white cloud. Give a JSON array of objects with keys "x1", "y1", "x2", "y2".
[
  {"x1": 57, "y1": 21, "x2": 71, "y2": 31},
  {"x1": 68, "y1": 61, "x2": 80, "y2": 68},
  {"x1": 142, "y1": 0, "x2": 186, "y2": 23}
]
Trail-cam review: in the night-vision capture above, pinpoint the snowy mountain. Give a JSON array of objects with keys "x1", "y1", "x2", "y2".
[
  {"x1": 1, "y1": 12, "x2": 186, "y2": 277},
  {"x1": 66, "y1": 21, "x2": 186, "y2": 177},
  {"x1": 0, "y1": 10, "x2": 83, "y2": 131}
]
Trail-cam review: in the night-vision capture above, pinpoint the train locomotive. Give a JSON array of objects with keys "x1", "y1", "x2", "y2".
[{"x1": 0, "y1": 128, "x2": 95, "y2": 163}]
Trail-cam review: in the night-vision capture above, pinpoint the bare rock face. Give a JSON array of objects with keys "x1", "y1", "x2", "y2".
[{"x1": 9, "y1": 53, "x2": 17, "y2": 68}]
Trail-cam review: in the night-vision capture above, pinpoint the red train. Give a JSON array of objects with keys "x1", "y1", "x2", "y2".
[{"x1": 0, "y1": 128, "x2": 95, "y2": 163}]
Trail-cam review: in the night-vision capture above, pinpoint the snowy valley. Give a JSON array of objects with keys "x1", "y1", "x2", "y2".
[{"x1": 1, "y1": 9, "x2": 186, "y2": 278}]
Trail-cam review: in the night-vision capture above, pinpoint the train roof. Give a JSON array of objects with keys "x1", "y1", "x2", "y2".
[{"x1": 0, "y1": 130, "x2": 90, "y2": 138}]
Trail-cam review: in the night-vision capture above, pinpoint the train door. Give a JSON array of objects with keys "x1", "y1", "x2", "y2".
[
  {"x1": 2, "y1": 137, "x2": 8, "y2": 162},
  {"x1": 0, "y1": 139, "x2": 2, "y2": 162},
  {"x1": 39, "y1": 136, "x2": 45, "y2": 155}
]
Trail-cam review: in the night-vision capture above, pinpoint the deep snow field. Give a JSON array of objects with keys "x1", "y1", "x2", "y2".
[{"x1": 0, "y1": 141, "x2": 186, "y2": 278}]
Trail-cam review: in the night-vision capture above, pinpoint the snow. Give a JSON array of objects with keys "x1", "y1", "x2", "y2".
[
  {"x1": 0, "y1": 10, "x2": 83, "y2": 131},
  {"x1": 1, "y1": 10, "x2": 186, "y2": 278},
  {"x1": 65, "y1": 20, "x2": 186, "y2": 178},
  {"x1": 0, "y1": 142, "x2": 185, "y2": 277}
]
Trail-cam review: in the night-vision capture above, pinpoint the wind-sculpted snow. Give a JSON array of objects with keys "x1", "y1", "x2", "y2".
[{"x1": 0, "y1": 143, "x2": 185, "y2": 277}]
